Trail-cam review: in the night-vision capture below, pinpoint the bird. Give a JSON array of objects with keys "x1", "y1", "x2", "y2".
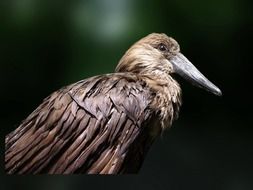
[{"x1": 5, "y1": 33, "x2": 222, "y2": 174}]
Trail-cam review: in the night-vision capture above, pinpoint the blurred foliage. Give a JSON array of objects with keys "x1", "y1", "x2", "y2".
[{"x1": 1, "y1": 0, "x2": 253, "y2": 189}]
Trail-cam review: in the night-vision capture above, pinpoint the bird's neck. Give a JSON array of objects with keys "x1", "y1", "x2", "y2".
[
  {"x1": 116, "y1": 48, "x2": 182, "y2": 130},
  {"x1": 141, "y1": 74, "x2": 182, "y2": 131}
]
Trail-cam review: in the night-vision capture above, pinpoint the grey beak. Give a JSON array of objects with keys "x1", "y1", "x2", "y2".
[{"x1": 170, "y1": 53, "x2": 222, "y2": 96}]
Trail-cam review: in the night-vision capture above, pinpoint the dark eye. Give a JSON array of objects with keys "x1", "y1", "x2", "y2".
[{"x1": 158, "y1": 43, "x2": 168, "y2": 51}]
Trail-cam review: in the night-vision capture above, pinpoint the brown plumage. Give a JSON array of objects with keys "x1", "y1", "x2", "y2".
[{"x1": 5, "y1": 33, "x2": 221, "y2": 174}]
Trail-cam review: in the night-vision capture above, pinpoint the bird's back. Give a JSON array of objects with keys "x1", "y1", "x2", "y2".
[{"x1": 5, "y1": 73, "x2": 164, "y2": 174}]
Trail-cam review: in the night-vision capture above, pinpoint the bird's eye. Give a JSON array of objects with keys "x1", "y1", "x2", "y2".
[{"x1": 158, "y1": 43, "x2": 168, "y2": 52}]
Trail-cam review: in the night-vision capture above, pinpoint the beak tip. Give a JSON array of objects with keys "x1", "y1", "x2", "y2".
[{"x1": 213, "y1": 88, "x2": 222, "y2": 97}]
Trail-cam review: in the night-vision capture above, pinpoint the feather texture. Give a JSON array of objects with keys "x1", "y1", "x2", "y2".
[
  {"x1": 5, "y1": 33, "x2": 185, "y2": 174},
  {"x1": 5, "y1": 73, "x2": 180, "y2": 174}
]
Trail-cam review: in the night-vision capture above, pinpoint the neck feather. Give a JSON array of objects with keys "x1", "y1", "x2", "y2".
[
  {"x1": 116, "y1": 44, "x2": 182, "y2": 130},
  {"x1": 142, "y1": 75, "x2": 182, "y2": 130}
]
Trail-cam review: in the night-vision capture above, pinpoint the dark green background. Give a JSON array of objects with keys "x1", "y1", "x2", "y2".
[{"x1": 1, "y1": 0, "x2": 252, "y2": 189}]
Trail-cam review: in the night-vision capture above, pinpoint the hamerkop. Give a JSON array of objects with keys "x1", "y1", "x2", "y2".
[{"x1": 5, "y1": 33, "x2": 222, "y2": 174}]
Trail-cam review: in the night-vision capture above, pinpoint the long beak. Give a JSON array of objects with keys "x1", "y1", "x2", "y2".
[{"x1": 170, "y1": 53, "x2": 222, "y2": 96}]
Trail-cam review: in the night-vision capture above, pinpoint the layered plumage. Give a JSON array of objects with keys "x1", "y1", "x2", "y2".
[{"x1": 5, "y1": 33, "x2": 221, "y2": 174}]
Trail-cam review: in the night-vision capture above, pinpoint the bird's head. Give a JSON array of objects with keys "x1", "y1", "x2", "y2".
[{"x1": 116, "y1": 33, "x2": 222, "y2": 96}]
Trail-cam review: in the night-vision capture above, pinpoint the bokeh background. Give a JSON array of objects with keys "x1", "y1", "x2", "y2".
[{"x1": 1, "y1": 0, "x2": 252, "y2": 189}]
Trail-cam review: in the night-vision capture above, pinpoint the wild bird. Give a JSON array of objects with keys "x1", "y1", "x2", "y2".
[{"x1": 5, "y1": 33, "x2": 221, "y2": 174}]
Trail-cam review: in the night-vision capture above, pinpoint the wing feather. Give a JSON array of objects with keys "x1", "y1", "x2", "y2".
[{"x1": 5, "y1": 73, "x2": 157, "y2": 174}]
